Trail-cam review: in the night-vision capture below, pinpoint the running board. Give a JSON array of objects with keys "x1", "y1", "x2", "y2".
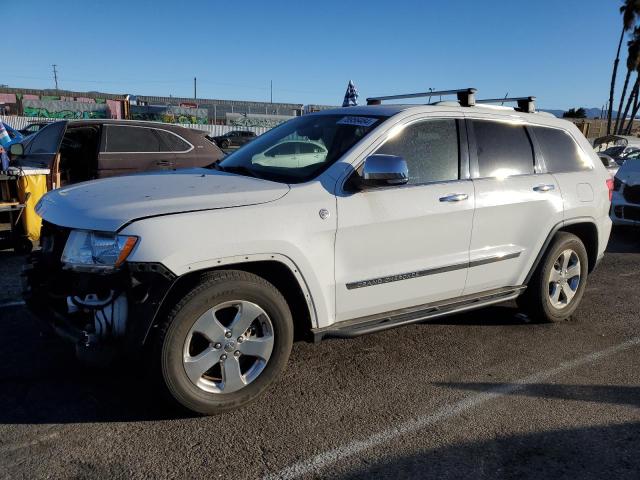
[{"x1": 312, "y1": 286, "x2": 526, "y2": 342}]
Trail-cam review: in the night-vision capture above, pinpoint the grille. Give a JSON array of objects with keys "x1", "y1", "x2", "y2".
[{"x1": 623, "y1": 184, "x2": 640, "y2": 204}]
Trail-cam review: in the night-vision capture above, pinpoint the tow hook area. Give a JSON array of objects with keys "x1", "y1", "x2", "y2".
[
  {"x1": 65, "y1": 291, "x2": 128, "y2": 366},
  {"x1": 67, "y1": 291, "x2": 128, "y2": 345}
]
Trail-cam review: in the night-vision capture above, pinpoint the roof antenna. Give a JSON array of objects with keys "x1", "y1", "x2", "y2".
[{"x1": 501, "y1": 92, "x2": 509, "y2": 106}]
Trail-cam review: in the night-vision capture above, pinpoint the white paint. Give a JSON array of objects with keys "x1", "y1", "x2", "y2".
[{"x1": 264, "y1": 337, "x2": 640, "y2": 480}]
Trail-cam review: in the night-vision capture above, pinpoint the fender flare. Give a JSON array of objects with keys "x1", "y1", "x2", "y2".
[
  {"x1": 523, "y1": 216, "x2": 598, "y2": 285},
  {"x1": 139, "y1": 253, "x2": 319, "y2": 344}
]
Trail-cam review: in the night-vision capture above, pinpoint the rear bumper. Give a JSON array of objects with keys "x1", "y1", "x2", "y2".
[{"x1": 611, "y1": 190, "x2": 640, "y2": 225}]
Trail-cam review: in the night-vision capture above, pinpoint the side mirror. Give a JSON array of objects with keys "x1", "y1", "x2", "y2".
[
  {"x1": 357, "y1": 154, "x2": 408, "y2": 188},
  {"x1": 9, "y1": 143, "x2": 24, "y2": 157}
]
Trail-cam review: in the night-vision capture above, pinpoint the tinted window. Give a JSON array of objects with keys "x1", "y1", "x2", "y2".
[
  {"x1": 104, "y1": 125, "x2": 163, "y2": 153},
  {"x1": 25, "y1": 122, "x2": 66, "y2": 154},
  {"x1": 472, "y1": 120, "x2": 534, "y2": 178},
  {"x1": 603, "y1": 146, "x2": 625, "y2": 157},
  {"x1": 155, "y1": 129, "x2": 191, "y2": 152},
  {"x1": 375, "y1": 119, "x2": 459, "y2": 185},
  {"x1": 532, "y1": 127, "x2": 589, "y2": 172}
]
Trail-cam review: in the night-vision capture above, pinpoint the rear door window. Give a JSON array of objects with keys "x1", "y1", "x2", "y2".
[
  {"x1": 531, "y1": 126, "x2": 590, "y2": 172},
  {"x1": 103, "y1": 125, "x2": 165, "y2": 153},
  {"x1": 471, "y1": 120, "x2": 535, "y2": 178}
]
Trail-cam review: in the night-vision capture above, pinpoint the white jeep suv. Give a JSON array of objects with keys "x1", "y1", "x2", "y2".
[{"x1": 26, "y1": 89, "x2": 613, "y2": 414}]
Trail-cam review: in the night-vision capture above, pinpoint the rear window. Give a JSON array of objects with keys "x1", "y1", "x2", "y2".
[
  {"x1": 104, "y1": 125, "x2": 164, "y2": 153},
  {"x1": 472, "y1": 120, "x2": 535, "y2": 178},
  {"x1": 155, "y1": 129, "x2": 191, "y2": 152},
  {"x1": 532, "y1": 127, "x2": 590, "y2": 172}
]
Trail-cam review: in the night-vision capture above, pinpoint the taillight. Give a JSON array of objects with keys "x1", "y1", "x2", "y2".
[{"x1": 606, "y1": 178, "x2": 614, "y2": 201}]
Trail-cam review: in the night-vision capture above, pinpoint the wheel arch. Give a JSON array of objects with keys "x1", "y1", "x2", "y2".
[
  {"x1": 524, "y1": 218, "x2": 599, "y2": 285},
  {"x1": 143, "y1": 257, "x2": 317, "y2": 345}
]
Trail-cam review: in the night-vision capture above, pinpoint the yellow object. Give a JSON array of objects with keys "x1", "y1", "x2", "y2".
[{"x1": 17, "y1": 174, "x2": 48, "y2": 241}]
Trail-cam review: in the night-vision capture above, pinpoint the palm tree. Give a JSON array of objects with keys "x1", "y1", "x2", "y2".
[
  {"x1": 620, "y1": 78, "x2": 640, "y2": 133},
  {"x1": 609, "y1": 0, "x2": 640, "y2": 134},
  {"x1": 608, "y1": 27, "x2": 625, "y2": 134},
  {"x1": 614, "y1": 30, "x2": 640, "y2": 134}
]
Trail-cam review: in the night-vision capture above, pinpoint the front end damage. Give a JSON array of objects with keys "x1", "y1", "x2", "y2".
[{"x1": 23, "y1": 222, "x2": 175, "y2": 364}]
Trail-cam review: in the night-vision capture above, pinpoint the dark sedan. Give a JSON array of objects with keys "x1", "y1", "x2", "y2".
[{"x1": 209, "y1": 130, "x2": 256, "y2": 149}]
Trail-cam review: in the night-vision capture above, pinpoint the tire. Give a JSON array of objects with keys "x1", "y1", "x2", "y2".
[
  {"x1": 517, "y1": 232, "x2": 588, "y2": 322},
  {"x1": 155, "y1": 270, "x2": 293, "y2": 414},
  {"x1": 220, "y1": 140, "x2": 229, "y2": 149}
]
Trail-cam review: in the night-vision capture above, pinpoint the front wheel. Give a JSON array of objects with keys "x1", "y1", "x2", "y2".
[
  {"x1": 155, "y1": 270, "x2": 293, "y2": 414},
  {"x1": 518, "y1": 232, "x2": 588, "y2": 322}
]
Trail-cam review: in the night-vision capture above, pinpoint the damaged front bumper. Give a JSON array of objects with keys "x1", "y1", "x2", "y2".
[{"x1": 23, "y1": 226, "x2": 176, "y2": 361}]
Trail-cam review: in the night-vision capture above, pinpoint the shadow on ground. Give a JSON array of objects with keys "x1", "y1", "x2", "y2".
[
  {"x1": 338, "y1": 421, "x2": 640, "y2": 479},
  {"x1": 0, "y1": 305, "x2": 192, "y2": 425},
  {"x1": 606, "y1": 226, "x2": 640, "y2": 254}
]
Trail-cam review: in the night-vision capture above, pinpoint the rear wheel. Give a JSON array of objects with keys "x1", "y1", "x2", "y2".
[
  {"x1": 518, "y1": 232, "x2": 588, "y2": 322},
  {"x1": 155, "y1": 270, "x2": 293, "y2": 414}
]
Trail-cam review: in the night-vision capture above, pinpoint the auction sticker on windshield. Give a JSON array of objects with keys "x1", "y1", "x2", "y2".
[{"x1": 336, "y1": 116, "x2": 378, "y2": 127}]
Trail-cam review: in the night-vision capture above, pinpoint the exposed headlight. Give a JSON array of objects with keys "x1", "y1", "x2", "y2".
[{"x1": 62, "y1": 230, "x2": 138, "y2": 270}]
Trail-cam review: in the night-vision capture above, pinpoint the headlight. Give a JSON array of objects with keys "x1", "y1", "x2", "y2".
[{"x1": 62, "y1": 230, "x2": 138, "y2": 270}]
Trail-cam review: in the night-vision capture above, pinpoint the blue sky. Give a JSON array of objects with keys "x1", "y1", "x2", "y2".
[{"x1": 3, "y1": 0, "x2": 628, "y2": 109}]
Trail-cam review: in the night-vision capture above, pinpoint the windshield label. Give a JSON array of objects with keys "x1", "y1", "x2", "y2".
[{"x1": 336, "y1": 116, "x2": 378, "y2": 127}]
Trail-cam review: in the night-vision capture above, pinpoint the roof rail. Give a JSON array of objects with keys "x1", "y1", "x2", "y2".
[
  {"x1": 476, "y1": 96, "x2": 536, "y2": 114},
  {"x1": 366, "y1": 88, "x2": 477, "y2": 107}
]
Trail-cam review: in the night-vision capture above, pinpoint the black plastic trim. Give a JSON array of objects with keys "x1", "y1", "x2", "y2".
[
  {"x1": 345, "y1": 252, "x2": 521, "y2": 290},
  {"x1": 523, "y1": 217, "x2": 598, "y2": 285}
]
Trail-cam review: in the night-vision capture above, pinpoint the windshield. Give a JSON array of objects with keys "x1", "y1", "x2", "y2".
[
  {"x1": 603, "y1": 146, "x2": 626, "y2": 157},
  {"x1": 217, "y1": 114, "x2": 384, "y2": 183}
]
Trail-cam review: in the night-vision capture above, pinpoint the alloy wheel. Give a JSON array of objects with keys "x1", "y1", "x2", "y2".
[
  {"x1": 182, "y1": 300, "x2": 274, "y2": 394},
  {"x1": 548, "y1": 249, "x2": 581, "y2": 310}
]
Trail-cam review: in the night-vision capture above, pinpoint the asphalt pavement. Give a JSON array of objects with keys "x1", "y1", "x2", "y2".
[{"x1": 0, "y1": 228, "x2": 639, "y2": 479}]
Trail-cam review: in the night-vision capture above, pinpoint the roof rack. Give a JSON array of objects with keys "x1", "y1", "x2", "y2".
[
  {"x1": 476, "y1": 96, "x2": 536, "y2": 114},
  {"x1": 366, "y1": 88, "x2": 477, "y2": 107}
]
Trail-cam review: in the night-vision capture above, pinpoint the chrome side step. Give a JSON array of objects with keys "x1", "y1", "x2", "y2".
[{"x1": 312, "y1": 286, "x2": 526, "y2": 342}]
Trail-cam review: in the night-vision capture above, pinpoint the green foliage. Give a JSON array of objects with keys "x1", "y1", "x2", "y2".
[{"x1": 562, "y1": 108, "x2": 587, "y2": 119}]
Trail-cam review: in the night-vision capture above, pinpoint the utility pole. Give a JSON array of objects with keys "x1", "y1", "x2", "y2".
[
  {"x1": 194, "y1": 77, "x2": 197, "y2": 100},
  {"x1": 52, "y1": 64, "x2": 59, "y2": 90},
  {"x1": 270, "y1": 80, "x2": 273, "y2": 103}
]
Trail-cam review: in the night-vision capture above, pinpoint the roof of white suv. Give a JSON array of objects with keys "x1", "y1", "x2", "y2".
[{"x1": 313, "y1": 103, "x2": 557, "y2": 121}]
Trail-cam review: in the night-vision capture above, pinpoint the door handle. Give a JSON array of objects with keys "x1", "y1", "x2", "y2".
[
  {"x1": 533, "y1": 184, "x2": 555, "y2": 192},
  {"x1": 439, "y1": 193, "x2": 469, "y2": 202}
]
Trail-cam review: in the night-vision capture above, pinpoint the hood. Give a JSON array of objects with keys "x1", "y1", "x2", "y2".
[
  {"x1": 36, "y1": 168, "x2": 290, "y2": 232},
  {"x1": 617, "y1": 161, "x2": 640, "y2": 186}
]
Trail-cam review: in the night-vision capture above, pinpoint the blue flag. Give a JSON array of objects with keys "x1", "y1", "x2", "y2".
[
  {"x1": 0, "y1": 123, "x2": 10, "y2": 148},
  {"x1": 342, "y1": 80, "x2": 358, "y2": 107}
]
